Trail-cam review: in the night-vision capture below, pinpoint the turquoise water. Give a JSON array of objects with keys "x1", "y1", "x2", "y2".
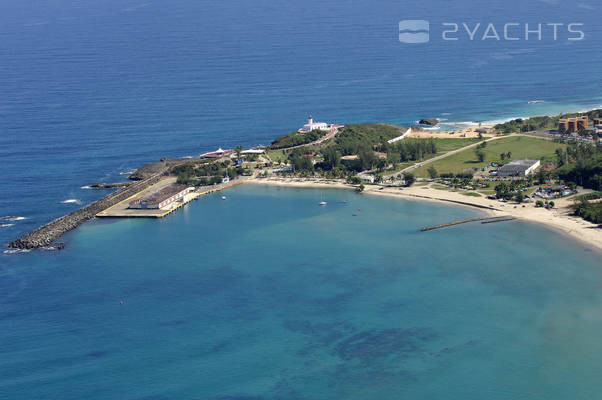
[
  {"x1": 1, "y1": 1, "x2": 602, "y2": 397},
  {"x1": 2, "y1": 185, "x2": 601, "y2": 399}
]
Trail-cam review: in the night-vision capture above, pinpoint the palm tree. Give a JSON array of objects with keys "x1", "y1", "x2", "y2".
[{"x1": 235, "y1": 146, "x2": 243, "y2": 160}]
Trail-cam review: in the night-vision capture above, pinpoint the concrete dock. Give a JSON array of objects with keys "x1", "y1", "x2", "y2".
[{"x1": 96, "y1": 175, "x2": 254, "y2": 218}]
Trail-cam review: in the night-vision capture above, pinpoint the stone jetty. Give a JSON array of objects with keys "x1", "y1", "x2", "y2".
[{"x1": 8, "y1": 172, "x2": 166, "y2": 249}]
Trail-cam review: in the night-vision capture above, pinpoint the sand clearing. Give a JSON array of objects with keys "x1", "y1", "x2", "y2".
[{"x1": 409, "y1": 124, "x2": 495, "y2": 139}]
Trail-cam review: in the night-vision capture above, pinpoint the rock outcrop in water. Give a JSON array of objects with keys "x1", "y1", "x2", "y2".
[{"x1": 419, "y1": 118, "x2": 440, "y2": 126}]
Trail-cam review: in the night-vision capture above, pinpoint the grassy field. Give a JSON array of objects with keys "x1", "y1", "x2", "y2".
[
  {"x1": 266, "y1": 149, "x2": 288, "y2": 163},
  {"x1": 431, "y1": 138, "x2": 481, "y2": 152},
  {"x1": 413, "y1": 136, "x2": 566, "y2": 177}
]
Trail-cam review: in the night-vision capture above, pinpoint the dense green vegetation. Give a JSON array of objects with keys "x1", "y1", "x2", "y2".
[
  {"x1": 271, "y1": 125, "x2": 491, "y2": 181},
  {"x1": 554, "y1": 144, "x2": 602, "y2": 190},
  {"x1": 172, "y1": 161, "x2": 243, "y2": 186},
  {"x1": 494, "y1": 109, "x2": 602, "y2": 134},
  {"x1": 269, "y1": 130, "x2": 328, "y2": 149},
  {"x1": 276, "y1": 124, "x2": 442, "y2": 178},
  {"x1": 333, "y1": 124, "x2": 404, "y2": 155},
  {"x1": 573, "y1": 197, "x2": 602, "y2": 224}
]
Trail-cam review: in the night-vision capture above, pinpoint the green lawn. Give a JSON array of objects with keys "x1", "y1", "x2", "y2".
[
  {"x1": 413, "y1": 136, "x2": 566, "y2": 177},
  {"x1": 462, "y1": 192, "x2": 482, "y2": 197},
  {"x1": 431, "y1": 138, "x2": 481, "y2": 152},
  {"x1": 266, "y1": 149, "x2": 288, "y2": 163},
  {"x1": 432, "y1": 184, "x2": 453, "y2": 191}
]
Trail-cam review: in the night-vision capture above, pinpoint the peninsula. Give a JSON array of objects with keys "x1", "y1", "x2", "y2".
[{"x1": 7, "y1": 111, "x2": 602, "y2": 251}]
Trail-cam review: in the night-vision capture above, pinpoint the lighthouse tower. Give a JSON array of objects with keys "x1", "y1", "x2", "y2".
[{"x1": 299, "y1": 115, "x2": 329, "y2": 133}]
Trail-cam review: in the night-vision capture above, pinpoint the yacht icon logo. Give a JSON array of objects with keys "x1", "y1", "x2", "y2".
[{"x1": 399, "y1": 20, "x2": 430, "y2": 43}]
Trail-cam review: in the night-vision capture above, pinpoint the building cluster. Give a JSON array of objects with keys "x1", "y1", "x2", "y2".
[
  {"x1": 129, "y1": 184, "x2": 194, "y2": 210},
  {"x1": 534, "y1": 185, "x2": 575, "y2": 199},
  {"x1": 558, "y1": 116, "x2": 589, "y2": 133}
]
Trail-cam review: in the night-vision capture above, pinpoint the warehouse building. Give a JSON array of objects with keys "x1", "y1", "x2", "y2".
[
  {"x1": 496, "y1": 159, "x2": 541, "y2": 177},
  {"x1": 128, "y1": 185, "x2": 194, "y2": 210}
]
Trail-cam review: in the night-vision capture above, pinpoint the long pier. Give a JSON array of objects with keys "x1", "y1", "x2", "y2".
[{"x1": 421, "y1": 216, "x2": 514, "y2": 232}]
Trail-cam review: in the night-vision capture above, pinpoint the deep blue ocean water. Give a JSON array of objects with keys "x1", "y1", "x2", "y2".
[{"x1": 1, "y1": 0, "x2": 602, "y2": 398}]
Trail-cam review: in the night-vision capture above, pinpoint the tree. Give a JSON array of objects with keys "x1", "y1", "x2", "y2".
[
  {"x1": 357, "y1": 183, "x2": 365, "y2": 193},
  {"x1": 515, "y1": 191, "x2": 524, "y2": 203},
  {"x1": 536, "y1": 168, "x2": 548, "y2": 185},
  {"x1": 500, "y1": 153, "x2": 506, "y2": 162},
  {"x1": 535, "y1": 200, "x2": 544, "y2": 208},
  {"x1": 475, "y1": 149, "x2": 485, "y2": 163},
  {"x1": 548, "y1": 201, "x2": 555, "y2": 209},
  {"x1": 427, "y1": 165, "x2": 438, "y2": 179},
  {"x1": 495, "y1": 182, "x2": 510, "y2": 199},
  {"x1": 404, "y1": 172, "x2": 415, "y2": 187},
  {"x1": 322, "y1": 147, "x2": 340, "y2": 170},
  {"x1": 359, "y1": 148, "x2": 376, "y2": 171},
  {"x1": 235, "y1": 145, "x2": 243, "y2": 160},
  {"x1": 506, "y1": 151, "x2": 512, "y2": 160},
  {"x1": 555, "y1": 148, "x2": 565, "y2": 166}
]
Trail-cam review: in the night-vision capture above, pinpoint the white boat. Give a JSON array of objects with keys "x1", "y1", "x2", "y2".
[
  {"x1": 221, "y1": 196, "x2": 227, "y2": 200},
  {"x1": 319, "y1": 193, "x2": 326, "y2": 206},
  {"x1": 319, "y1": 201, "x2": 327, "y2": 206}
]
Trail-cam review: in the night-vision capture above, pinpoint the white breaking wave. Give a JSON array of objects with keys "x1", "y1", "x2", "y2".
[
  {"x1": 1, "y1": 223, "x2": 14, "y2": 228},
  {"x1": 80, "y1": 185, "x2": 92, "y2": 189},
  {"x1": 3, "y1": 249, "x2": 31, "y2": 254},
  {"x1": 1, "y1": 216, "x2": 27, "y2": 221},
  {"x1": 60, "y1": 199, "x2": 82, "y2": 204},
  {"x1": 119, "y1": 170, "x2": 135, "y2": 175},
  {"x1": 442, "y1": 121, "x2": 479, "y2": 127}
]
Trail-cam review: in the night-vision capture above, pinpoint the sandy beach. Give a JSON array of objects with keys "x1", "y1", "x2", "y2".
[
  {"x1": 409, "y1": 124, "x2": 495, "y2": 139},
  {"x1": 248, "y1": 177, "x2": 602, "y2": 252}
]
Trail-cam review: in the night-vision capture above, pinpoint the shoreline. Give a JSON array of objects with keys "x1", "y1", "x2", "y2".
[{"x1": 247, "y1": 177, "x2": 602, "y2": 253}]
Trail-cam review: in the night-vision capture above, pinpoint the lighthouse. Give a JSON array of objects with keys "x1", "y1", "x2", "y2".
[{"x1": 299, "y1": 115, "x2": 330, "y2": 133}]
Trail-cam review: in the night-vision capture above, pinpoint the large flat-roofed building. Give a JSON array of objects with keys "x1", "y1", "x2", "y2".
[
  {"x1": 558, "y1": 116, "x2": 589, "y2": 133},
  {"x1": 497, "y1": 159, "x2": 541, "y2": 177},
  {"x1": 129, "y1": 184, "x2": 194, "y2": 209}
]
